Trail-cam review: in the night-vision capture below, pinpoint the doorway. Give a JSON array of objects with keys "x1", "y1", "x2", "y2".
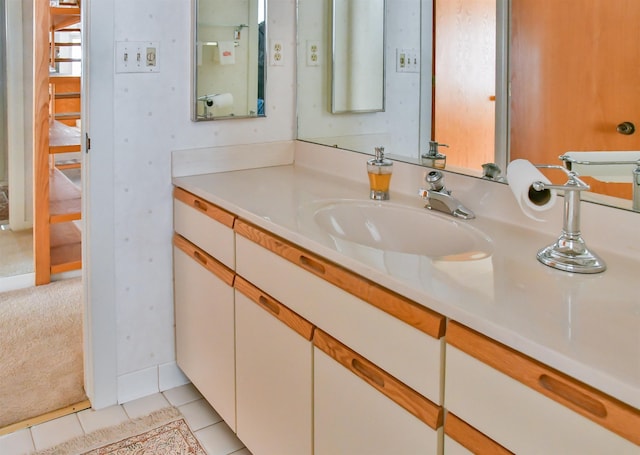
[{"x1": 0, "y1": 0, "x2": 88, "y2": 433}]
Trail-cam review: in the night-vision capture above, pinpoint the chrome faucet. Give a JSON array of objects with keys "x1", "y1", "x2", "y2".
[{"x1": 418, "y1": 170, "x2": 475, "y2": 219}]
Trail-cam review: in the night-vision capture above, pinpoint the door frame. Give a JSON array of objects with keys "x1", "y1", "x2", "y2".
[{"x1": 81, "y1": 0, "x2": 118, "y2": 409}]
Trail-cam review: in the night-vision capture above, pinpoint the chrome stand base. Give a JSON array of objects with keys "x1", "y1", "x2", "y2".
[
  {"x1": 369, "y1": 190, "x2": 389, "y2": 201},
  {"x1": 537, "y1": 233, "x2": 606, "y2": 274}
]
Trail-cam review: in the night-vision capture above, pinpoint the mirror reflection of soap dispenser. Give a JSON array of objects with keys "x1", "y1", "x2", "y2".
[
  {"x1": 421, "y1": 141, "x2": 448, "y2": 169},
  {"x1": 367, "y1": 146, "x2": 393, "y2": 200}
]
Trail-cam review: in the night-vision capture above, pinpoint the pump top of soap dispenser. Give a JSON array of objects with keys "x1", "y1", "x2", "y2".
[{"x1": 368, "y1": 146, "x2": 393, "y2": 168}]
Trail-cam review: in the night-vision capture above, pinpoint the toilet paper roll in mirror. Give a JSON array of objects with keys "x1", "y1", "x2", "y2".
[
  {"x1": 209, "y1": 93, "x2": 233, "y2": 109},
  {"x1": 506, "y1": 159, "x2": 557, "y2": 221}
]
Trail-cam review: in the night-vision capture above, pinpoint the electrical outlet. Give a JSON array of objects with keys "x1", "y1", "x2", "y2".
[
  {"x1": 270, "y1": 40, "x2": 284, "y2": 66},
  {"x1": 306, "y1": 41, "x2": 320, "y2": 66},
  {"x1": 116, "y1": 41, "x2": 160, "y2": 73}
]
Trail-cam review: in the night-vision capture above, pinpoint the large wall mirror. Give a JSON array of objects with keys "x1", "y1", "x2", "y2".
[
  {"x1": 297, "y1": 0, "x2": 640, "y2": 213},
  {"x1": 193, "y1": 0, "x2": 266, "y2": 120}
]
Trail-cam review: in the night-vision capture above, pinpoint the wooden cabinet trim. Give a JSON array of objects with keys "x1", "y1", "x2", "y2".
[
  {"x1": 447, "y1": 321, "x2": 640, "y2": 445},
  {"x1": 174, "y1": 187, "x2": 236, "y2": 228},
  {"x1": 173, "y1": 234, "x2": 235, "y2": 287},
  {"x1": 234, "y1": 219, "x2": 445, "y2": 339},
  {"x1": 314, "y1": 329, "x2": 443, "y2": 430},
  {"x1": 234, "y1": 276, "x2": 315, "y2": 341},
  {"x1": 444, "y1": 412, "x2": 513, "y2": 454}
]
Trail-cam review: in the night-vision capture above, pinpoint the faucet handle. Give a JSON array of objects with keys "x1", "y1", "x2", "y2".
[{"x1": 424, "y1": 170, "x2": 449, "y2": 193}]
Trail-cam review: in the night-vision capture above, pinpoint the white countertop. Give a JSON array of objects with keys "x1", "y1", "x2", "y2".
[{"x1": 173, "y1": 162, "x2": 640, "y2": 410}]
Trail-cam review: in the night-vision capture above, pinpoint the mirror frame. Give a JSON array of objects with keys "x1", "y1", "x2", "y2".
[{"x1": 192, "y1": 0, "x2": 267, "y2": 121}]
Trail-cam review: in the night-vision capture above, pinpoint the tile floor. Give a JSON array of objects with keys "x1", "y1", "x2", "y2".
[{"x1": 0, "y1": 383, "x2": 252, "y2": 455}]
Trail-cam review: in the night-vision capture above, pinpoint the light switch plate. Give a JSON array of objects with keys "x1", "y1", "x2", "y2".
[
  {"x1": 396, "y1": 48, "x2": 419, "y2": 73},
  {"x1": 116, "y1": 41, "x2": 160, "y2": 73}
]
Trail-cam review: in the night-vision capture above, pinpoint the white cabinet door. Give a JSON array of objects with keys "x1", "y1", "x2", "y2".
[
  {"x1": 173, "y1": 241, "x2": 236, "y2": 429},
  {"x1": 445, "y1": 321, "x2": 640, "y2": 454},
  {"x1": 235, "y1": 278, "x2": 313, "y2": 455},
  {"x1": 313, "y1": 329, "x2": 443, "y2": 455},
  {"x1": 314, "y1": 331, "x2": 441, "y2": 455}
]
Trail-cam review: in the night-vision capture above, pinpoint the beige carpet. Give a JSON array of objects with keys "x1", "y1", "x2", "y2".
[
  {"x1": 0, "y1": 277, "x2": 86, "y2": 428},
  {"x1": 0, "y1": 228, "x2": 34, "y2": 277},
  {"x1": 32, "y1": 407, "x2": 205, "y2": 455}
]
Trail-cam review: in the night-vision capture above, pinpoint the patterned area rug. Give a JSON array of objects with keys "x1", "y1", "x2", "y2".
[
  {"x1": 34, "y1": 407, "x2": 205, "y2": 455},
  {"x1": 83, "y1": 419, "x2": 205, "y2": 455}
]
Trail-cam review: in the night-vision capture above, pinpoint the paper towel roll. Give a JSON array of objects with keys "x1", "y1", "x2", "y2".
[
  {"x1": 506, "y1": 159, "x2": 557, "y2": 220},
  {"x1": 210, "y1": 93, "x2": 233, "y2": 109}
]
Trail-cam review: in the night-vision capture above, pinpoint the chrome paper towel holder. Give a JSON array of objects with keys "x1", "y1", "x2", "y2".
[{"x1": 530, "y1": 164, "x2": 606, "y2": 274}]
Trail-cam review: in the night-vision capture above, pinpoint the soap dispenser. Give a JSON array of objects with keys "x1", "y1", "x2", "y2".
[
  {"x1": 367, "y1": 146, "x2": 393, "y2": 200},
  {"x1": 421, "y1": 141, "x2": 448, "y2": 169}
]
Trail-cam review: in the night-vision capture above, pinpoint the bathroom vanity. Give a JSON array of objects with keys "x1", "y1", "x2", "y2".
[{"x1": 172, "y1": 143, "x2": 639, "y2": 454}]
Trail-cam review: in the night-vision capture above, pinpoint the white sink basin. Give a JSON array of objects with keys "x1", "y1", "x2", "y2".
[{"x1": 312, "y1": 200, "x2": 492, "y2": 261}]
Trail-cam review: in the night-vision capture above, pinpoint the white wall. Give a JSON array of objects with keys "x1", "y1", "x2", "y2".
[{"x1": 86, "y1": 0, "x2": 296, "y2": 405}]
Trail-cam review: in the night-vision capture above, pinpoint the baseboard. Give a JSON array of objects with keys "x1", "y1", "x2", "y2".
[{"x1": 0, "y1": 273, "x2": 35, "y2": 293}]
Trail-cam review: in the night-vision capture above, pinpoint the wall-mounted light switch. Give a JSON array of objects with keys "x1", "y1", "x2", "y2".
[
  {"x1": 396, "y1": 48, "x2": 419, "y2": 73},
  {"x1": 116, "y1": 41, "x2": 160, "y2": 73}
]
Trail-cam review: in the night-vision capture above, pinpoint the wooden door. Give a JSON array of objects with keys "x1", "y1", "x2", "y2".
[
  {"x1": 510, "y1": 0, "x2": 640, "y2": 198},
  {"x1": 434, "y1": 0, "x2": 497, "y2": 171}
]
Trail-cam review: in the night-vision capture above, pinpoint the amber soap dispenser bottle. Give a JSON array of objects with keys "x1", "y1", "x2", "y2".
[{"x1": 367, "y1": 146, "x2": 393, "y2": 200}]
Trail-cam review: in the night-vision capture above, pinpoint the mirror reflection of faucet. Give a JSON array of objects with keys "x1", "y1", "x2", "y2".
[
  {"x1": 421, "y1": 141, "x2": 448, "y2": 169},
  {"x1": 418, "y1": 170, "x2": 475, "y2": 219},
  {"x1": 482, "y1": 163, "x2": 506, "y2": 182}
]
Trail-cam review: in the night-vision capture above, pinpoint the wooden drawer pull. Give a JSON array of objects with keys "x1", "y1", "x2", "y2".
[
  {"x1": 258, "y1": 295, "x2": 280, "y2": 316},
  {"x1": 539, "y1": 374, "x2": 607, "y2": 418},
  {"x1": 299, "y1": 255, "x2": 325, "y2": 275},
  {"x1": 193, "y1": 250, "x2": 207, "y2": 265},
  {"x1": 193, "y1": 199, "x2": 208, "y2": 212},
  {"x1": 352, "y1": 358, "x2": 385, "y2": 388}
]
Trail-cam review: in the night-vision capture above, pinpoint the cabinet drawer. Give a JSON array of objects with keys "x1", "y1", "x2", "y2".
[
  {"x1": 446, "y1": 321, "x2": 640, "y2": 453},
  {"x1": 235, "y1": 220, "x2": 445, "y2": 404},
  {"x1": 314, "y1": 331, "x2": 441, "y2": 455},
  {"x1": 173, "y1": 187, "x2": 236, "y2": 269}
]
